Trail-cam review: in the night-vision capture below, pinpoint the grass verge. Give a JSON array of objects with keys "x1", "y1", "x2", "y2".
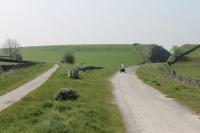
[
  {"x1": 0, "y1": 64, "x2": 52, "y2": 96},
  {"x1": 137, "y1": 63, "x2": 200, "y2": 115}
]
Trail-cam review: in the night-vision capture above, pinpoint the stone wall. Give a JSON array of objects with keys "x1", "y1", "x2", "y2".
[
  {"x1": 166, "y1": 73, "x2": 200, "y2": 88},
  {"x1": 0, "y1": 62, "x2": 40, "y2": 74}
]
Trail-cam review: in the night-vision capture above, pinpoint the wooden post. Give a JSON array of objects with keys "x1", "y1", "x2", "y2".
[
  {"x1": 67, "y1": 69, "x2": 79, "y2": 78},
  {"x1": 67, "y1": 70, "x2": 71, "y2": 78}
]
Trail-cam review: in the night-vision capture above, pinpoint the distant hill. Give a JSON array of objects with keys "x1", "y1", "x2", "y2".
[
  {"x1": 133, "y1": 44, "x2": 171, "y2": 63},
  {"x1": 1, "y1": 44, "x2": 141, "y2": 65}
]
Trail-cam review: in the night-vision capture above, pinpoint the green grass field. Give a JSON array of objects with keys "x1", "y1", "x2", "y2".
[
  {"x1": 19, "y1": 45, "x2": 136, "y2": 64},
  {"x1": 0, "y1": 44, "x2": 140, "y2": 133},
  {"x1": 137, "y1": 44, "x2": 200, "y2": 115}
]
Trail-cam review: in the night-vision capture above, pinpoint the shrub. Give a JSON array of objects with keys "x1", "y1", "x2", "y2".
[
  {"x1": 60, "y1": 59, "x2": 64, "y2": 63},
  {"x1": 63, "y1": 52, "x2": 75, "y2": 65},
  {"x1": 15, "y1": 54, "x2": 23, "y2": 61},
  {"x1": 55, "y1": 89, "x2": 79, "y2": 101}
]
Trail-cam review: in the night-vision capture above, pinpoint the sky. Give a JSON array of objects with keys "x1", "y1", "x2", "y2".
[{"x1": 0, "y1": 0, "x2": 200, "y2": 50}]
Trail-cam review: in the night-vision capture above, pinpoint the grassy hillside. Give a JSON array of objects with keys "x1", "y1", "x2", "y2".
[
  {"x1": 134, "y1": 44, "x2": 154, "y2": 63},
  {"x1": 172, "y1": 44, "x2": 200, "y2": 79},
  {"x1": 134, "y1": 44, "x2": 170, "y2": 63},
  {"x1": 0, "y1": 44, "x2": 140, "y2": 133},
  {"x1": 137, "y1": 44, "x2": 200, "y2": 115},
  {"x1": 19, "y1": 45, "x2": 136, "y2": 65}
]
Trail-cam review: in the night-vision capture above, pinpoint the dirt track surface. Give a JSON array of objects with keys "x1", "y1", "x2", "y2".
[
  {"x1": 0, "y1": 64, "x2": 59, "y2": 112},
  {"x1": 111, "y1": 66, "x2": 200, "y2": 133}
]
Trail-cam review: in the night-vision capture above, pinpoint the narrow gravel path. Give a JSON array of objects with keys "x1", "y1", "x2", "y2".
[
  {"x1": 0, "y1": 64, "x2": 59, "y2": 112},
  {"x1": 111, "y1": 66, "x2": 200, "y2": 133}
]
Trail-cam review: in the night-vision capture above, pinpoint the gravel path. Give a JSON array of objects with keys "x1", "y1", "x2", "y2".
[
  {"x1": 0, "y1": 64, "x2": 59, "y2": 112},
  {"x1": 111, "y1": 66, "x2": 200, "y2": 133}
]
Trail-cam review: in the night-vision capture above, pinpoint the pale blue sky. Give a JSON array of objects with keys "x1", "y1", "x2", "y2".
[{"x1": 0, "y1": 0, "x2": 200, "y2": 49}]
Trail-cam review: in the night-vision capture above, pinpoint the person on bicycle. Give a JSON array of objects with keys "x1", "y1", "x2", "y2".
[{"x1": 120, "y1": 64, "x2": 126, "y2": 73}]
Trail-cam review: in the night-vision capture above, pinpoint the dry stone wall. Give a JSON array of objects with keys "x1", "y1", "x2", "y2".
[
  {"x1": 0, "y1": 62, "x2": 41, "y2": 74},
  {"x1": 166, "y1": 73, "x2": 200, "y2": 88}
]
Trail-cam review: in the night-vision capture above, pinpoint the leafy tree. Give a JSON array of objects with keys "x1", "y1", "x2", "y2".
[{"x1": 63, "y1": 52, "x2": 75, "y2": 65}]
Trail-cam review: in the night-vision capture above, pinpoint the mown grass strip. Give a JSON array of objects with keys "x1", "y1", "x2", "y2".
[{"x1": 0, "y1": 63, "x2": 52, "y2": 96}]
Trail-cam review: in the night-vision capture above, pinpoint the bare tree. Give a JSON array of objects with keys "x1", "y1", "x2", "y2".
[{"x1": 3, "y1": 38, "x2": 20, "y2": 58}]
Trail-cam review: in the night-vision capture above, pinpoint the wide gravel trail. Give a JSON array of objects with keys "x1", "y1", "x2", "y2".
[
  {"x1": 111, "y1": 66, "x2": 200, "y2": 133},
  {"x1": 0, "y1": 64, "x2": 59, "y2": 112}
]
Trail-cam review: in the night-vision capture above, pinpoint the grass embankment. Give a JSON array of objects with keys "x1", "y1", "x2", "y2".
[
  {"x1": 0, "y1": 64, "x2": 51, "y2": 96},
  {"x1": 137, "y1": 44, "x2": 200, "y2": 115},
  {"x1": 0, "y1": 45, "x2": 140, "y2": 133},
  {"x1": 134, "y1": 44, "x2": 155, "y2": 63}
]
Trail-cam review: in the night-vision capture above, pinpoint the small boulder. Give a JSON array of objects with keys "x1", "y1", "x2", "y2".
[{"x1": 55, "y1": 89, "x2": 79, "y2": 101}]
